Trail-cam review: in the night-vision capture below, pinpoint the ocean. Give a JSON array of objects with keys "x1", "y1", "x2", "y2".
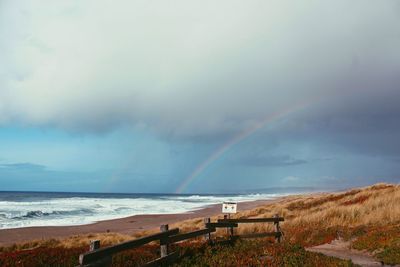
[{"x1": 0, "y1": 191, "x2": 282, "y2": 229}]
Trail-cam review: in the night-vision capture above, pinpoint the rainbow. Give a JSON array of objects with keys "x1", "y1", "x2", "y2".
[{"x1": 175, "y1": 101, "x2": 311, "y2": 193}]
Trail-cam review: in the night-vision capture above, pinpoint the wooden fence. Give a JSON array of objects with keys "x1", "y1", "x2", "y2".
[{"x1": 78, "y1": 215, "x2": 284, "y2": 267}]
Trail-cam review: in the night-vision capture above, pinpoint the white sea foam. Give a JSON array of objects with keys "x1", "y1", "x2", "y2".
[{"x1": 0, "y1": 193, "x2": 280, "y2": 229}]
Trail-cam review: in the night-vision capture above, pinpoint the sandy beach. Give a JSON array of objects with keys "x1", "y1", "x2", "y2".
[{"x1": 0, "y1": 198, "x2": 278, "y2": 246}]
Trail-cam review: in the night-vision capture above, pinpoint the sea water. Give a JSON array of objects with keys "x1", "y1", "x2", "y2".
[{"x1": 0, "y1": 191, "x2": 282, "y2": 229}]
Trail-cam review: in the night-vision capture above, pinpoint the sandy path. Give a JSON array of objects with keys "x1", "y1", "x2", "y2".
[
  {"x1": 307, "y1": 239, "x2": 396, "y2": 267},
  {"x1": 0, "y1": 198, "x2": 277, "y2": 246}
]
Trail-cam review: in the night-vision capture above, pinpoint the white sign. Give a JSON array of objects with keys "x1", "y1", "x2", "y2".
[{"x1": 222, "y1": 202, "x2": 237, "y2": 214}]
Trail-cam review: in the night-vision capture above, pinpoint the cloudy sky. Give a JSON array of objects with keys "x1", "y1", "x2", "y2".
[{"x1": 1, "y1": 0, "x2": 399, "y2": 193}]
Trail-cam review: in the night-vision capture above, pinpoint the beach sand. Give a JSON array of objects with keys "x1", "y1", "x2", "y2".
[{"x1": 0, "y1": 198, "x2": 278, "y2": 246}]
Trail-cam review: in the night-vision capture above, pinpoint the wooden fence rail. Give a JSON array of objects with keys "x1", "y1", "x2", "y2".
[
  {"x1": 77, "y1": 215, "x2": 284, "y2": 267},
  {"x1": 217, "y1": 217, "x2": 284, "y2": 223},
  {"x1": 79, "y1": 228, "x2": 179, "y2": 266}
]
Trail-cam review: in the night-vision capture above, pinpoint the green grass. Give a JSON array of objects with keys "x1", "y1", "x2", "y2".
[
  {"x1": 0, "y1": 239, "x2": 358, "y2": 267},
  {"x1": 174, "y1": 239, "x2": 357, "y2": 267},
  {"x1": 351, "y1": 224, "x2": 400, "y2": 265}
]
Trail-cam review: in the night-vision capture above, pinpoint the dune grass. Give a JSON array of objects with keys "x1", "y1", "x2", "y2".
[
  {"x1": 174, "y1": 240, "x2": 356, "y2": 267},
  {"x1": 170, "y1": 183, "x2": 400, "y2": 264}
]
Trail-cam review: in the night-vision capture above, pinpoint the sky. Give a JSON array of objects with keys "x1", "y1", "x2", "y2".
[{"x1": 0, "y1": 0, "x2": 400, "y2": 193}]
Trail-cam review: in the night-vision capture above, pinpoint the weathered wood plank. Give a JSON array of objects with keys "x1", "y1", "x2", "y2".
[
  {"x1": 217, "y1": 217, "x2": 284, "y2": 223},
  {"x1": 90, "y1": 240, "x2": 100, "y2": 251},
  {"x1": 79, "y1": 240, "x2": 112, "y2": 267},
  {"x1": 204, "y1": 217, "x2": 212, "y2": 242},
  {"x1": 143, "y1": 251, "x2": 179, "y2": 267},
  {"x1": 235, "y1": 232, "x2": 282, "y2": 239},
  {"x1": 205, "y1": 222, "x2": 238, "y2": 228},
  {"x1": 168, "y1": 228, "x2": 216, "y2": 243},
  {"x1": 79, "y1": 228, "x2": 179, "y2": 265},
  {"x1": 274, "y1": 214, "x2": 282, "y2": 243},
  {"x1": 160, "y1": 224, "x2": 169, "y2": 258}
]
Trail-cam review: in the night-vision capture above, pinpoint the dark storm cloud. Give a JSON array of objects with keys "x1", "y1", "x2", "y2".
[
  {"x1": 271, "y1": 85, "x2": 400, "y2": 157},
  {"x1": 1, "y1": 1, "x2": 400, "y2": 193},
  {"x1": 0, "y1": 0, "x2": 399, "y2": 140},
  {"x1": 237, "y1": 155, "x2": 308, "y2": 167}
]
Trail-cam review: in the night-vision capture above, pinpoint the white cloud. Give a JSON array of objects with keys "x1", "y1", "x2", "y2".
[{"x1": 1, "y1": 0, "x2": 399, "y2": 136}]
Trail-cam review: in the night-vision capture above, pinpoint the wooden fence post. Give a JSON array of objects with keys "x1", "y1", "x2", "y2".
[
  {"x1": 273, "y1": 214, "x2": 281, "y2": 243},
  {"x1": 79, "y1": 240, "x2": 100, "y2": 266},
  {"x1": 224, "y1": 215, "x2": 234, "y2": 240},
  {"x1": 160, "y1": 224, "x2": 169, "y2": 258},
  {"x1": 204, "y1": 218, "x2": 211, "y2": 242},
  {"x1": 90, "y1": 240, "x2": 100, "y2": 251},
  {"x1": 80, "y1": 240, "x2": 112, "y2": 267}
]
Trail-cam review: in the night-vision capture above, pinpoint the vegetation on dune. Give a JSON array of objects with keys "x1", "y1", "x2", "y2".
[
  {"x1": 175, "y1": 240, "x2": 356, "y2": 267},
  {"x1": 0, "y1": 233, "x2": 135, "y2": 253},
  {"x1": 1, "y1": 183, "x2": 399, "y2": 266},
  {"x1": 171, "y1": 183, "x2": 400, "y2": 265},
  {"x1": 0, "y1": 247, "x2": 86, "y2": 267},
  {"x1": 351, "y1": 224, "x2": 400, "y2": 265},
  {"x1": 0, "y1": 240, "x2": 356, "y2": 267},
  {"x1": 0, "y1": 244, "x2": 162, "y2": 267}
]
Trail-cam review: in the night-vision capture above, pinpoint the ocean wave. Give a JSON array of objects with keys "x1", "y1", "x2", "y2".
[
  {"x1": 11, "y1": 208, "x2": 94, "y2": 220},
  {"x1": 0, "y1": 192, "x2": 281, "y2": 229}
]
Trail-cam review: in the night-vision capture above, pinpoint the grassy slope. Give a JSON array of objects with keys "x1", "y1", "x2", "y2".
[
  {"x1": 0, "y1": 241, "x2": 356, "y2": 267},
  {"x1": 1, "y1": 183, "x2": 399, "y2": 266},
  {"x1": 174, "y1": 240, "x2": 355, "y2": 267}
]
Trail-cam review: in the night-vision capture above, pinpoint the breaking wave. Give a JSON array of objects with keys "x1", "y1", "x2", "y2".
[{"x1": 0, "y1": 192, "x2": 281, "y2": 229}]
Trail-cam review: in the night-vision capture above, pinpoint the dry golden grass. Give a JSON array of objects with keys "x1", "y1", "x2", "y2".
[
  {"x1": 60, "y1": 232, "x2": 134, "y2": 248},
  {"x1": 280, "y1": 183, "x2": 399, "y2": 227},
  {"x1": 231, "y1": 183, "x2": 400, "y2": 245},
  {"x1": 4, "y1": 183, "x2": 399, "y2": 250},
  {"x1": 169, "y1": 183, "x2": 400, "y2": 246},
  {"x1": 170, "y1": 183, "x2": 400, "y2": 235},
  {"x1": 0, "y1": 232, "x2": 135, "y2": 252}
]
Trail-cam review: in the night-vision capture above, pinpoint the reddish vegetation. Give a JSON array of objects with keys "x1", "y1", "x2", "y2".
[
  {"x1": 286, "y1": 190, "x2": 361, "y2": 211},
  {"x1": 0, "y1": 244, "x2": 162, "y2": 267},
  {"x1": 177, "y1": 240, "x2": 354, "y2": 266},
  {"x1": 284, "y1": 226, "x2": 338, "y2": 247},
  {"x1": 341, "y1": 195, "x2": 369, "y2": 206},
  {"x1": 110, "y1": 244, "x2": 161, "y2": 267},
  {"x1": 0, "y1": 239, "x2": 355, "y2": 267},
  {"x1": 351, "y1": 224, "x2": 400, "y2": 265},
  {"x1": 0, "y1": 247, "x2": 85, "y2": 267}
]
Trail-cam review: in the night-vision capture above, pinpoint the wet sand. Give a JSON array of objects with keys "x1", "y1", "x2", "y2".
[{"x1": 0, "y1": 198, "x2": 280, "y2": 246}]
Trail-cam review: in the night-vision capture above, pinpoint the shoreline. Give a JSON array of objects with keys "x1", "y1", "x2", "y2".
[{"x1": 0, "y1": 198, "x2": 284, "y2": 246}]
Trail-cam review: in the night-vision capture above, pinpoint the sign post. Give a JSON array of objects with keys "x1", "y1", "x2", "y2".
[
  {"x1": 222, "y1": 202, "x2": 237, "y2": 214},
  {"x1": 222, "y1": 202, "x2": 237, "y2": 239}
]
